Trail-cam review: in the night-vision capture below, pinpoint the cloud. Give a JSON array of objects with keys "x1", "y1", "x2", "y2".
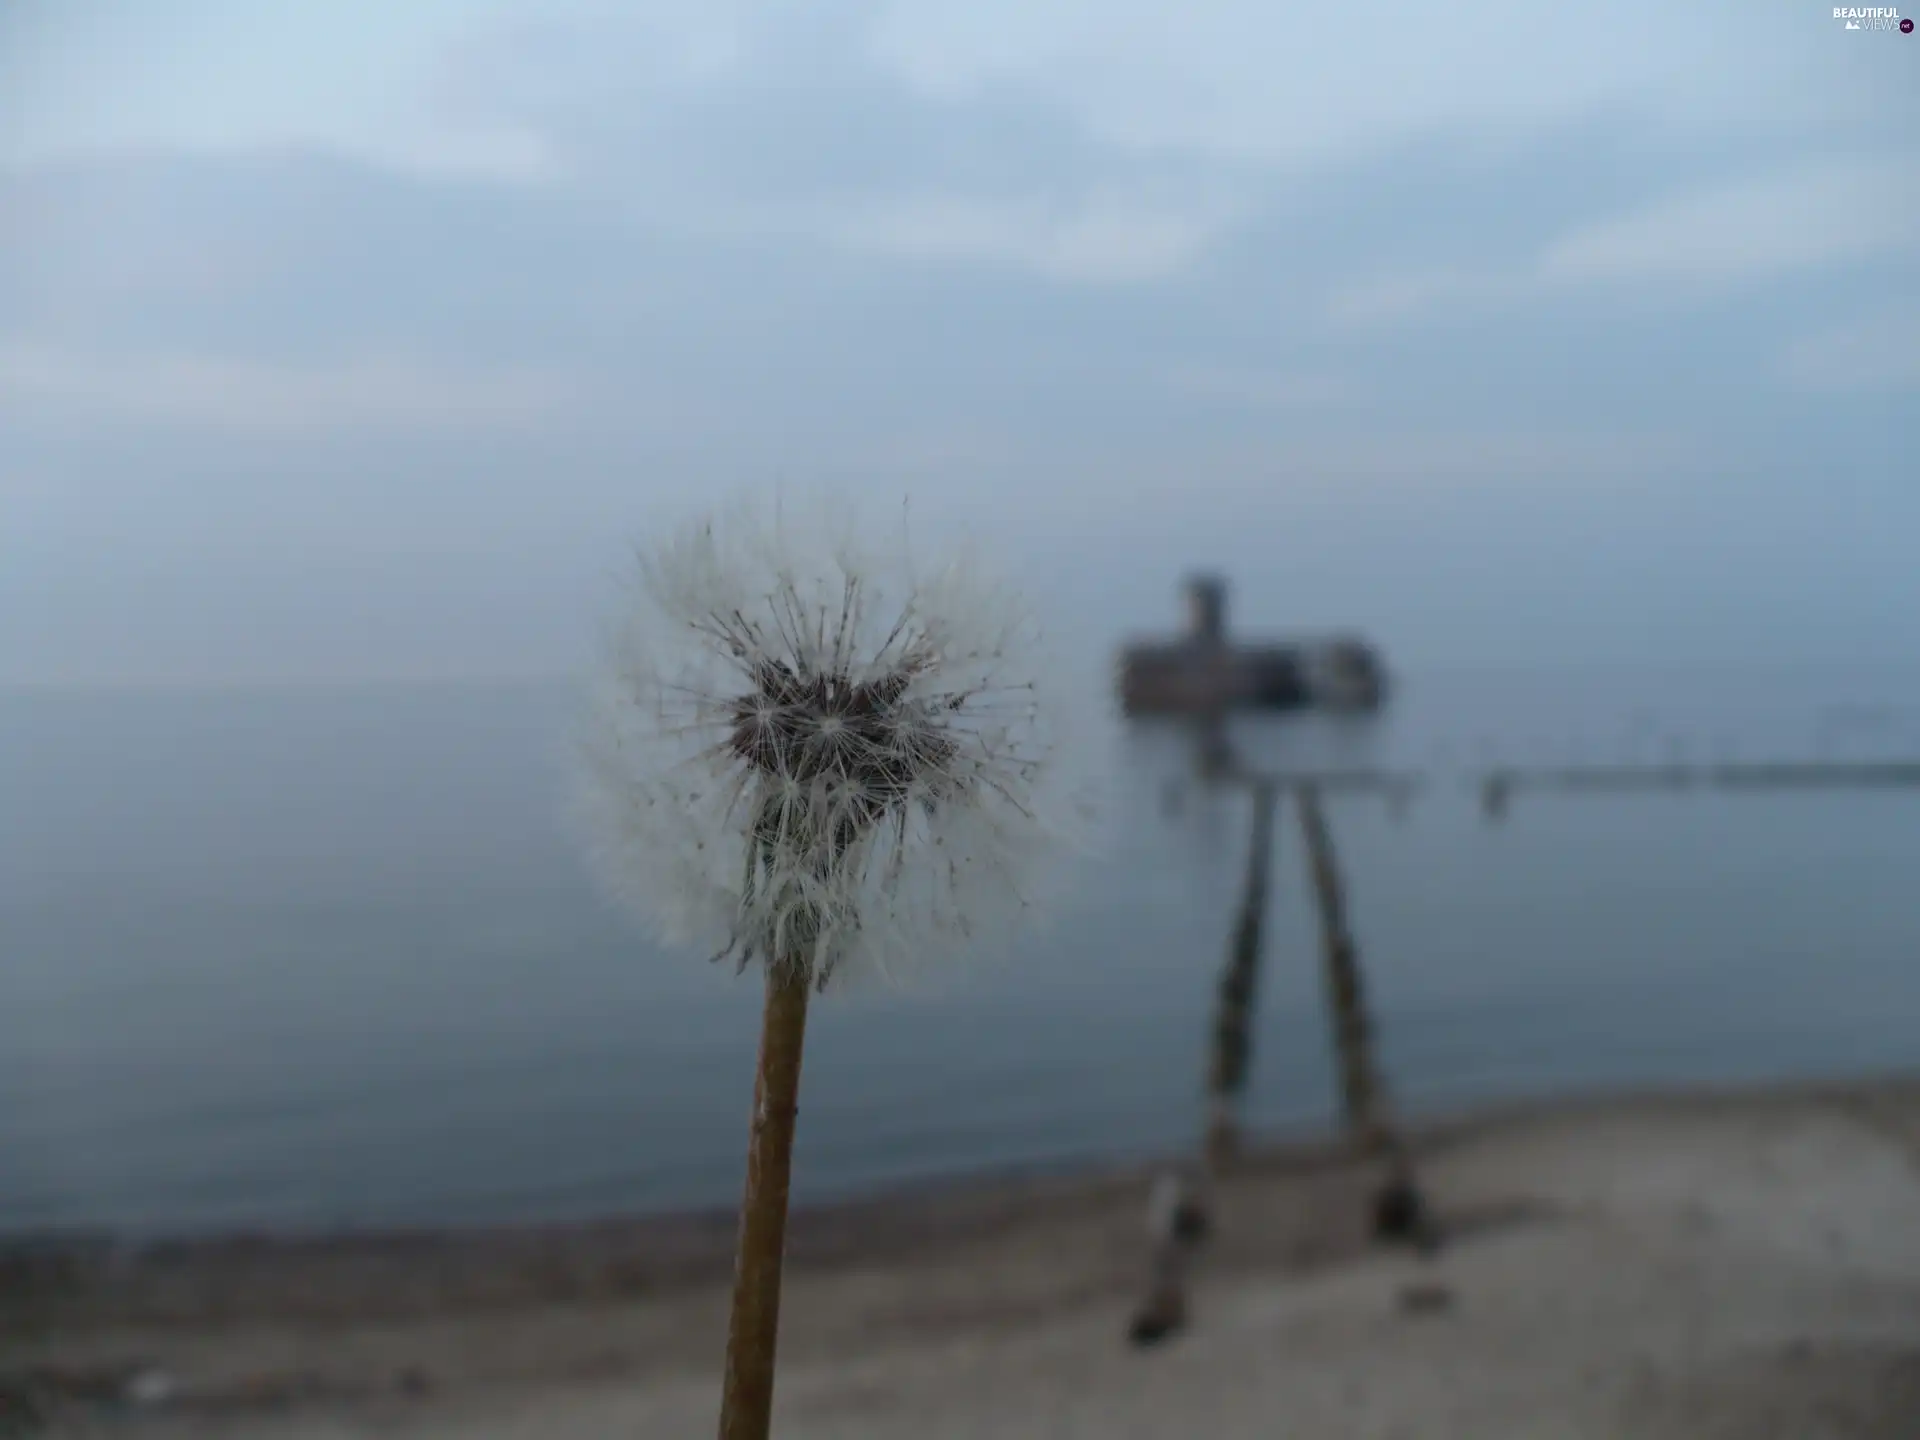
[
  {"x1": 815, "y1": 192, "x2": 1231, "y2": 283},
  {"x1": 1121, "y1": 427, "x2": 1713, "y2": 492},
  {"x1": 432, "y1": 5, "x2": 1259, "y2": 284},
  {"x1": 1158, "y1": 362, "x2": 1351, "y2": 410},
  {"x1": 1781, "y1": 304, "x2": 1920, "y2": 392},
  {"x1": 0, "y1": 341, "x2": 582, "y2": 431},
  {"x1": 5, "y1": 1, "x2": 1915, "y2": 685},
  {"x1": 849, "y1": 425, "x2": 1715, "y2": 522},
  {"x1": 866, "y1": 0, "x2": 1880, "y2": 166},
  {"x1": 0, "y1": 0, "x2": 566, "y2": 186},
  {"x1": 1324, "y1": 270, "x2": 1516, "y2": 328},
  {"x1": 1538, "y1": 160, "x2": 1919, "y2": 285},
  {"x1": 340, "y1": 126, "x2": 561, "y2": 185},
  {"x1": 1327, "y1": 157, "x2": 1920, "y2": 327}
]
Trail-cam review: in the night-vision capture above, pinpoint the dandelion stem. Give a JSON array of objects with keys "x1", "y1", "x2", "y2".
[{"x1": 717, "y1": 962, "x2": 812, "y2": 1440}]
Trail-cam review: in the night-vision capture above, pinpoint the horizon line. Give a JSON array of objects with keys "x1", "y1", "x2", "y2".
[
  {"x1": 8, "y1": 655, "x2": 1920, "y2": 695},
  {"x1": 0, "y1": 672, "x2": 587, "y2": 695}
]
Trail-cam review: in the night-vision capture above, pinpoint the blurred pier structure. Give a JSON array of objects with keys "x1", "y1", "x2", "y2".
[
  {"x1": 1292, "y1": 782, "x2": 1435, "y2": 1250},
  {"x1": 1170, "y1": 758, "x2": 1920, "y2": 814},
  {"x1": 1125, "y1": 746, "x2": 1920, "y2": 1347},
  {"x1": 1475, "y1": 758, "x2": 1920, "y2": 818},
  {"x1": 1117, "y1": 575, "x2": 1388, "y2": 717}
]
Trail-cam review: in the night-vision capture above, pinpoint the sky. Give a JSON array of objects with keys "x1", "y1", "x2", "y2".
[{"x1": 1, "y1": 0, "x2": 1915, "y2": 685}]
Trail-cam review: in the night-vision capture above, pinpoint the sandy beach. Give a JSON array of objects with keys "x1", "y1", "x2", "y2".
[{"x1": 7, "y1": 1075, "x2": 1920, "y2": 1438}]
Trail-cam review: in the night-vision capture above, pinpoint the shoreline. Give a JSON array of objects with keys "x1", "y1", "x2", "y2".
[
  {"x1": 9, "y1": 1071, "x2": 1920, "y2": 1437},
  {"x1": 8, "y1": 1070, "x2": 1917, "y2": 1326}
]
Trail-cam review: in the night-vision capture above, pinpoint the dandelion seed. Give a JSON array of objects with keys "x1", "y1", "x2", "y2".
[
  {"x1": 568, "y1": 491, "x2": 1096, "y2": 1440},
  {"x1": 572, "y1": 491, "x2": 1090, "y2": 991}
]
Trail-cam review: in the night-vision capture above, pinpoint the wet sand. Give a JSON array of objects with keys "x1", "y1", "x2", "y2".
[{"x1": 7, "y1": 1075, "x2": 1920, "y2": 1437}]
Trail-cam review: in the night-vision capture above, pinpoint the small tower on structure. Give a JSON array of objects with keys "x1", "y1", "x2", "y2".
[{"x1": 1186, "y1": 574, "x2": 1228, "y2": 647}]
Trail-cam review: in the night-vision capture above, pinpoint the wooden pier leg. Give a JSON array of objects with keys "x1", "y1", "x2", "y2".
[
  {"x1": 1294, "y1": 783, "x2": 1438, "y2": 1251},
  {"x1": 1127, "y1": 1169, "x2": 1206, "y2": 1347},
  {"x1": 1130, "y1": 780, "x2": 1279, "y2": 1346},
  {"x1": 1205, "y1": 780, "x2": 1279, "y2": 1166}
]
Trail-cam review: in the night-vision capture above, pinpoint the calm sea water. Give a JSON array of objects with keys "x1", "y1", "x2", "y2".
[{"x1": 4, "y1": 665, "x2": 1919, "y2": 1237}]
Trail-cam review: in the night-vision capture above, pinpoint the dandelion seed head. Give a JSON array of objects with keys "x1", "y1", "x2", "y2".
[{"x1": 572, "y1": 492, "x2": 1098, "y2": 990}]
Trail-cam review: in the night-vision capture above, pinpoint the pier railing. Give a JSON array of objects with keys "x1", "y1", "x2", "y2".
[{"x1": 1198, "y1": 757, "x2": 1920, "y2": 807}]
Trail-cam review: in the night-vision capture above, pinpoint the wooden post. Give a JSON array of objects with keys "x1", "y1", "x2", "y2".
[
  {"x1": 1294, "y1": 782, "x2": 1436, "y2": 1250},
  {"x1": 1295, "y1": 784, "x2": 1373, "y2": 1135},
  {"x1": 1205, "y1": 779, "x2": 1280, "y2": 1164},
  {"x1": 1130, "y1": 778, "x2": 1278, "y2": 1346}
]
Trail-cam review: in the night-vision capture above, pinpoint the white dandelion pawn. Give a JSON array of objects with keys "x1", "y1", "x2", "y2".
[
  {"x1": 570, "y1": 493, "x2": 1090, "y2": 1440},
  {"x1": 574, "y1": 493, "x2": 1085, "y2": 991}
]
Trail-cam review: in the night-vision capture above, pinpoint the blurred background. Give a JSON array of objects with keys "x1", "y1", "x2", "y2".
[{"x1": 3, "y1": 0, "x2": 1917, "y2": 1241}]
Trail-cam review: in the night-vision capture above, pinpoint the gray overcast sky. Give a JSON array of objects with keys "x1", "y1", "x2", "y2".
[{"x1": 2, "y1": 1, "x2": 1915, "y2": 684}]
